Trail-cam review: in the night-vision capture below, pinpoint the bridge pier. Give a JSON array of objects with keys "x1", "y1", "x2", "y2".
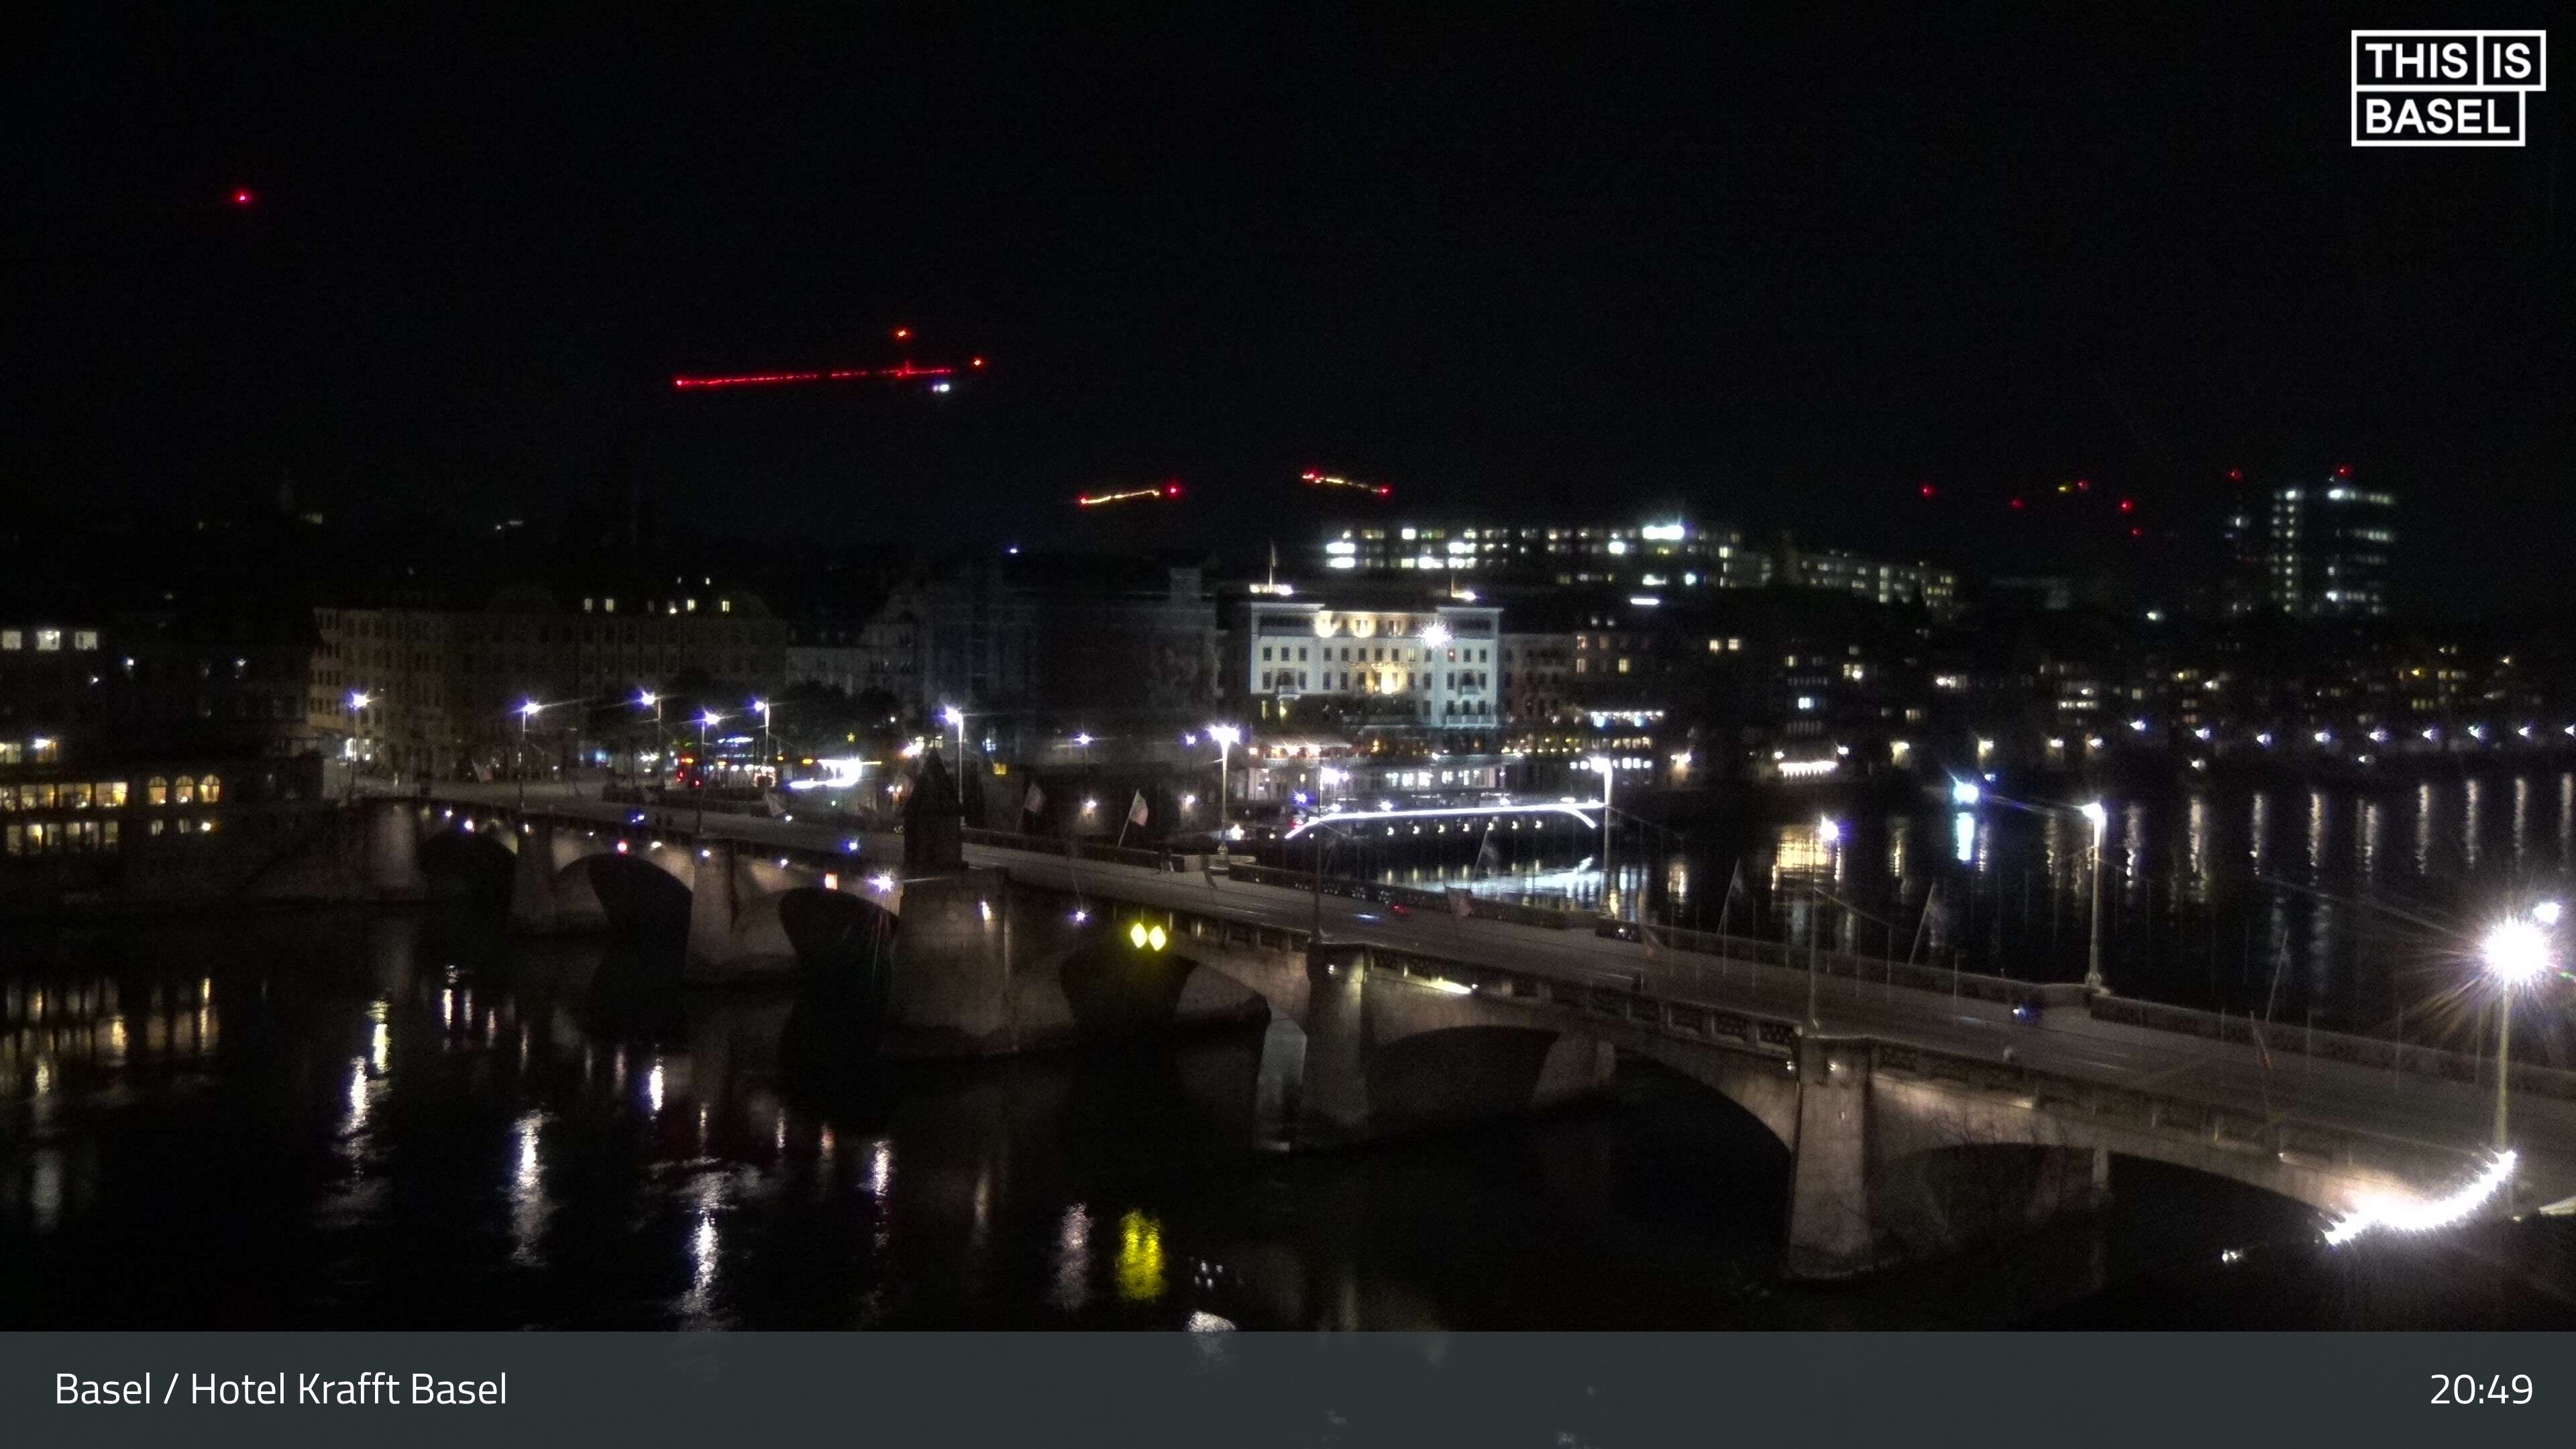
[{"x1": 364, "y1": 801, "x2": 427, "y2": 899}]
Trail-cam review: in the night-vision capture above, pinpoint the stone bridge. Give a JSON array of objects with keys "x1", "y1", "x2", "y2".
[{"x1": 368, "y1": 796, "x2": 2573, "y2": 1280}]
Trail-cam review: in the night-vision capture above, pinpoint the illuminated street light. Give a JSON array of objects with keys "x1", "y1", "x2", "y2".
[
  {"x1": 2481, "y1": 917, "x2": 2555, "y2": 1152},
  {"x1": 1949, "y1": 779, "x2": 1981, "y2": 806},
  {"x1": 1208, "y1": 724, "x2": 1242, "y2": 836},
  {"x1": 343, "y1": 691, "x2": 373, "y2": 803},
  {"x1": 2534, "y1": 901, "x2": 2565, "y2": 928},
  {"x1": 1816, "y1": 816, "x2": 1842, "y2": 844},
  {"x1": 1419, "y1": 621, "x2": 1452, "y2": 649}
]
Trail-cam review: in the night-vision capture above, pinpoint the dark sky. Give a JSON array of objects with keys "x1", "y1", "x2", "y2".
[{"x1": 5, "y1": 7, "x2": 2568, "y2": 607}]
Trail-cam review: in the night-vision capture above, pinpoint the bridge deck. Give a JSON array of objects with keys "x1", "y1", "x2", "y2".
[{"x1": 396, "y1": 784, "x2": 2576, "y2": 1203}]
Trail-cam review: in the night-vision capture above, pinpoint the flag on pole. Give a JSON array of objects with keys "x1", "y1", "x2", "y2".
[
  {"x1": 1023, "y1": 780, "x2": 1045, "y2": 816},
  {"x1": 1127, "y1": 790, "x2": 1150, "y2": 828}
]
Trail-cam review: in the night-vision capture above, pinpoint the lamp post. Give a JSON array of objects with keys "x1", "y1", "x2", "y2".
[
  {"x1": 637, "y1": 690, "x2": 662, "y2": 781},
  {"x1": 752, "y1": 698, "x2": 773, "y2": 789},
  {"x1": 696, "y1": 710, "x2": 724, "y2": 836},
  {"x1": 2080, "y1": 800, "x2": 2108, "y2": 993},
  {"x1": 516, "y1": 700, "x2": 545, "y2": 813},
  {"x1": 345, "y1": 690, "x2": 372, "y2": 804},
  {"x1": 1209, "y1": 724, "x2": 1242, "y2": 842},
  {"x1": 2481, "y1": 912, "x2": 2556, "y2": 1152},
  {"x1": 1811, "y1": 816, "x2": 1842, "y2": 1026},
  {"x1": 941, "y1": 705, "x2": 969, "y2": 822}
]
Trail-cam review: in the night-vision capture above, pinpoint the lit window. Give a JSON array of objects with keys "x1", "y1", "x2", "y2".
[
  {"x1": 174, "y1": 776, "x2": 196, "y2": 806},
  {"x1": 199, "y1": 775, "x2": 223, "y2": 804},
  {"x1": 0, "y1": 631, "x2": 17, "y2": 651},
  {"x1": 147, "y1": 777, "x2": 169, "y2": 806},
  {"x1": 72, "y1": 630, "x2": 99, "y2": 651},
  {"x1": 36, "y1": 629, "x2": 62, "y2": 652}
]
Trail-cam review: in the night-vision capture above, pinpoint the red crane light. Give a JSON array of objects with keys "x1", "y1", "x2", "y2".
[
  {"x1": 1163, "y1": 481, "x2": 1183, "y2": 498},
  {"x1": 2117, "y1": 498, "x2": 2134, "y2": 513},
  {"x1": 2008, "y1": 497, "x2": 2025, "y2": 511},
  {"x1": 1917, "y1": 483, "x2": 1936, "y2": 499},
  {"x1": 2334, "y1": 464, "x2": 2352, "y2": 477},
  {"x1": 231, "y1": 189, "x2": 254, "y2": 206},
  {"x1": 672, "y1": 362, "x2": 956, "y2": 389},
  {"x1": 2129, "y1": 527, "x2": 2143, "y2": 538},
  {"x1": 2227, "y1": 468, "x2": 2243, "y2": 482},
  {"x1": 2074, "y1": 478, "x2": 2090, "y2": 492}
]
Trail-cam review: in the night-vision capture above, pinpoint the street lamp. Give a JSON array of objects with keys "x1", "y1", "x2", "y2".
[
  {"x1": 345, "y1": 690, "x2": 372, "y2": 804},
  {"x1": 516, "y1": 700, "x2": 545, "y2": 812},
  {"x1": 1208, "y1": 724, "x2": 1242, "y2": 838},
  {"x1": 2080, "y1": 800, "x2": 2108, "y2": 992},
  {"x1": 2482, "y1": 914, "x2": 2555, "y2": 1152},
  {"x1": 637, "y1": 690, "x2": 663, "y2": 781},
  {"x1": 751, "y1": 698, "x2": 773, "y2": 788},
  {"x1": 1809, "y1": 816, "x2": 1843, "y2": 1026}
]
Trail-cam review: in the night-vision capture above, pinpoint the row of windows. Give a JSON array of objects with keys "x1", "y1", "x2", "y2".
[
  {"x1": 0, "y1": 629, "x2": 99, "y2": 653},
  {"x1": 0, "y1": 775, "x2": 221, "y2": 812},
  {"x1": 3, "y1": 816, "x2": 224, "y2": 856}
]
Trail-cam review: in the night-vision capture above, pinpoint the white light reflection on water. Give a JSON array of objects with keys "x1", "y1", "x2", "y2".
[
  {"x1": 677, "y1": 1173, "x2": 727, "y2": 1326},
  {"x1": 1052, "y1": 1203, "x2": 1093, "y2": 1313},
  {"x1": 509, "y1": 1112, "x2": 549, "y2": 1267},
  {"x1": 1952, "y1": 810, "x2": 1975, "y2": 865}
]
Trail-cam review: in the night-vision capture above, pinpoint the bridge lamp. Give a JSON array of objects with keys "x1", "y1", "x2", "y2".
[
  {"x1": 2481, "y1": 917, "x2": 2555, "y2": 1152},
  {"x1": 867, "y1": 872, "x2": 896, "y2": 894},
  {"x1": 1208, "y1": 724, "x2": 1242, "y2": 830},
  {"x1": 2080, "y1": 801, "x2": 2109, "y2": 993},
  {"x1": 1949, "y1": 779, "x2": 1980, "y2": 807},
  {"x1": 1815, "y1": 816, "x2": 1841, "y2": 845}
]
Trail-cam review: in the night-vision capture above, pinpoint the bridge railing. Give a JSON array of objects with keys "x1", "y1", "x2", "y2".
[{"x1": 2087, "y1": 994, "x2": 2576, "y2": 1104}]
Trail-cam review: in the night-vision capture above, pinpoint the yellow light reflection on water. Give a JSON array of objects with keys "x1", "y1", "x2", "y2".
[{"x1": 1116, "y1": 1210, "x2": 1166, "y2": 1301}]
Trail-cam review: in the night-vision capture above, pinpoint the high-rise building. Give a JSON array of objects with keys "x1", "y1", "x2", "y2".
[{"x1": 2269, "y1": 472, "x2": 2396, "y2": 618}]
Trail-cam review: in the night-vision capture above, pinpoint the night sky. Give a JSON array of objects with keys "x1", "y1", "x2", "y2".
[{"x1": 5, "y1": 8, "x2": 2567, "y2": 607}]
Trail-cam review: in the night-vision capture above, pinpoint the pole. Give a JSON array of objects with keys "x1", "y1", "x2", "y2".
[
  {"x1": 1216, "y1": 740, "x2": 1228, "y2": 837},
  {"x1": 2494, "y1": 990, "x2": 2514, "y2": 1152},
  {"x1": 1806, "y1": 880, "x2": 1821, "y2": 1028},
  {"x1": 2084, "y1": 829, "x2": 2106, "y2": 992}
]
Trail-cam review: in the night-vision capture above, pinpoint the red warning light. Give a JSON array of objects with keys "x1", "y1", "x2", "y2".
[
  {"x1": 2008, "y1": 497, "x2": 2025, "y2": 511},
  {"x1": 2074, "y1": 478, "x2": 2090, "y2": 492},
  {"x1": 2117, "y1": 498, "x2": 2135, "y2": 513},
  {"x1": 893, "y1": 327, "x2": 912, "y2": 341},
  {"x1": 2129, "y1": 527, "x2": 2143, "y2": 538},
  {"x1": 2334, "y1": 464, "x2": 2352, "y2": 477},
  {"x1": 2226, "y1": 468, "x2": 2243, "y2": 482},
  {"x1": 1375, "y1": 486, "x2": 1391, "y2": 498},
  {"x1": 231, "y1": 189, "x2": 254, "y2": 206},
  {"x1": 1162, "y1": 480, "x2": 1184, "y2": 498},
  {"x1": 971, "y1": 356, "x2": 985, "y2": 368},
  {"x1": 1917, "y1": 484, "x2": 1936, "y2": 499}
]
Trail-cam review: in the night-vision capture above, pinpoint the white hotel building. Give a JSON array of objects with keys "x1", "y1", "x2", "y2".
[{"x1": 1237, "y1": 598, "x2": 1502, "y2": 731}]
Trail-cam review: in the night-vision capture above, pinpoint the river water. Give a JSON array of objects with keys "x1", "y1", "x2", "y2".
[
  {"x1": 5, "y1": 773, "x2": 2575, "y2": 1328},
  {"x1": 1370, "y1": 765, "x2": 2576, "y2": 1056}
]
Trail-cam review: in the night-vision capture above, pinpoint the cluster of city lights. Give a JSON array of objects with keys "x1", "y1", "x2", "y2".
[{"x1": 1299, "y1": 470, "x2": 1393, "y2": 498}]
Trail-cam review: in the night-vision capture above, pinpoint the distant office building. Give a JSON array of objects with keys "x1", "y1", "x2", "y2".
[
  {"x1": 1319, "y1": 519, "x2": 1759, "y2": 589},
  {"x1": 2269, "y1": 473, "x2": 2395, "y2": 618},
  {"x1": 1316, "y1": 519, "x2": 1957, "y2": 616},
  {"x1": 1770, "y1": 539, "x2": 1959, "y2": 616}
]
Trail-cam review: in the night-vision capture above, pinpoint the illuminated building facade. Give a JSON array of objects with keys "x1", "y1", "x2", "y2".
[{"x1": 1234, "y1": 597, "x2": 1501, "y2": 731}]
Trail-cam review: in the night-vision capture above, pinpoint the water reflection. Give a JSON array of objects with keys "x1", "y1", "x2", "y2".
[{"x1": 1363, "y1": 766, "x2": 2576, "y2": 1036}]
